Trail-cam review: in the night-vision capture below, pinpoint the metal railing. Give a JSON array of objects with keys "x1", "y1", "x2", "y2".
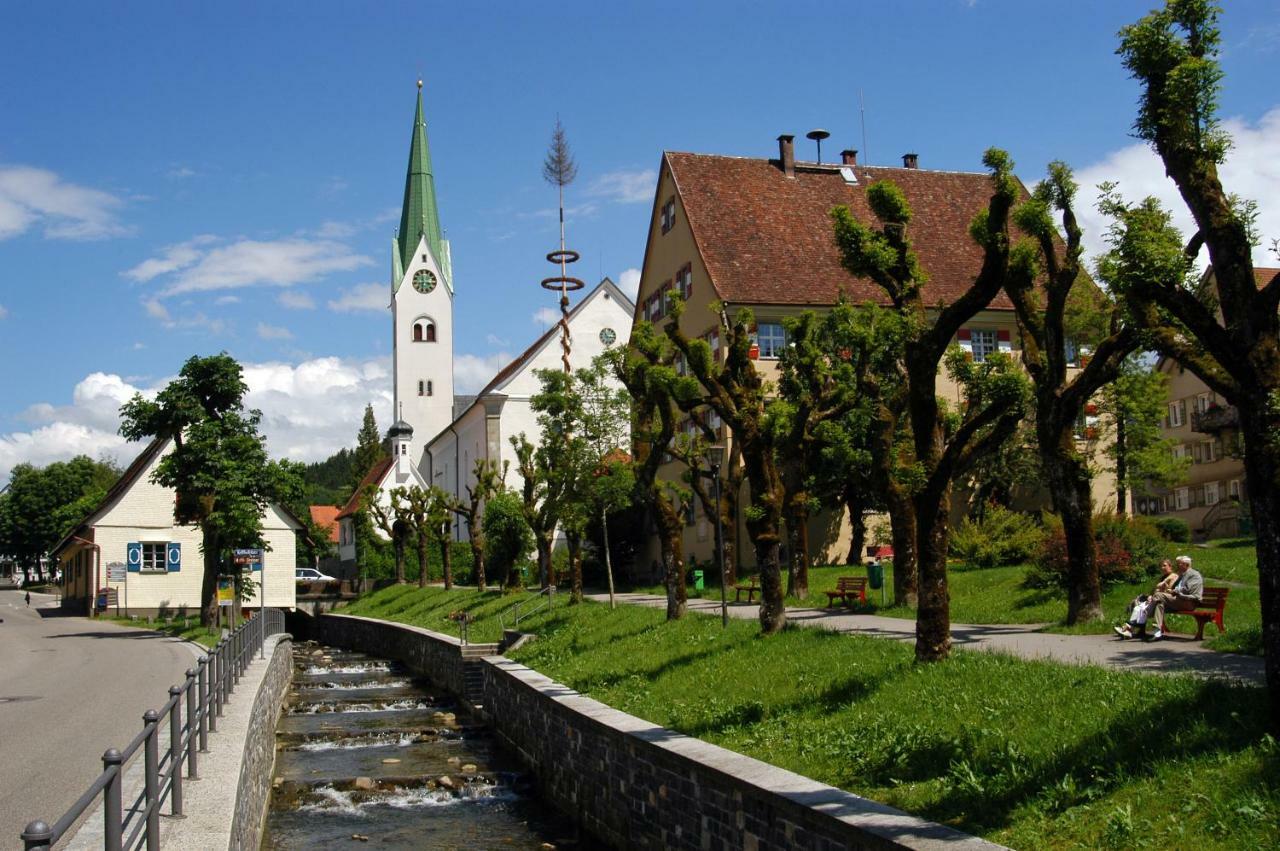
[
  {"x1": 498, "y1": 584, "x2": 556, "y2": 632},
  {"x1": 19, "y1": 608, "x2": 286, "y2": 851}
]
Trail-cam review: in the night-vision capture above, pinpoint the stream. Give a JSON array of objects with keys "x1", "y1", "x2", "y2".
[{"x1": 262, "y1": 641, "x2": 584, "y2": 849}]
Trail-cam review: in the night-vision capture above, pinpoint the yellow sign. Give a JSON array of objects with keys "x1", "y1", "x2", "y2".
[{"x1": 217, "y1": 578, "x2": 235, "y2": 606}]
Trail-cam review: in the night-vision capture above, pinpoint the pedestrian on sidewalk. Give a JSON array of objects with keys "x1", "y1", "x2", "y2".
[{"x1": 25, "y1": 591, "x2": 31, "y2": 607}]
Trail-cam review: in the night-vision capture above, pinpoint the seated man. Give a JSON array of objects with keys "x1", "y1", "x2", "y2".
[{"x1": 1139, "y1": 555, "x2": 1203, "y2": 641}]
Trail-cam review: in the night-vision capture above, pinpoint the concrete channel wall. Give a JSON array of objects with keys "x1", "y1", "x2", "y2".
[
  {"x1": 228, "y1": 635, "x2": 293, "y2": 851},
  {"x1": 314, "y1": 613, "x2": 1004, "y2": 851}
]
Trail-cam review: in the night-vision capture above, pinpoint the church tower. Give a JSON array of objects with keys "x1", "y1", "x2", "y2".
[{"x1": 392, "y1": 81, "x2": 454, "y2": 460}]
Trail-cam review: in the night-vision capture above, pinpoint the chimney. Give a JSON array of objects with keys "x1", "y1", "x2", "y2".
[
  {"x1": 902, "y1": 152, "x2": 919, "y2": 169},
  {"x1": 840, "y1": 149, "x2": 858, "y2": 166},
  {"x1": 777, "y1": 134, "x2": 795, "y2": 178}
]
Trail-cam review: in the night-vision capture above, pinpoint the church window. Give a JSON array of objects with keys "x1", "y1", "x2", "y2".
[
  {"x1": 413, "y1": 320, "x2": 437, "y2": 343},
  {"x1": 419, "y1": 380, "x2": 433, "y2": 397}
]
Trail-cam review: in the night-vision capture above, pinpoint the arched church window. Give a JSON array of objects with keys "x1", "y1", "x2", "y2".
[
  {"x1": 413, "y1": 323, "x2": 423, "y2": 342},
  {"x1": 412, "y1": 317, "x2": 437, "y2": 343}
]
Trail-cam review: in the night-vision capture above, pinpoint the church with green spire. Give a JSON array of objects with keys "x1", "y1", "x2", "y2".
[{"x1": 390, "y1": 80, "x2": 455, "y2": 464}]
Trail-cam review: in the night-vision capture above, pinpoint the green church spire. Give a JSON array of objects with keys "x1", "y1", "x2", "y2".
[{"x1": 396, "y1": 80, "x2": 445, "y2": 285}]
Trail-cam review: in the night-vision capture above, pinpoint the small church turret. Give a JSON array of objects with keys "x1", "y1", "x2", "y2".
[
  {"x1": 391, "y1": 80, "x2": 455, "y2": 462},
  {"x1": 387, "y1": 416, "x2": 415, "y2": 479}
]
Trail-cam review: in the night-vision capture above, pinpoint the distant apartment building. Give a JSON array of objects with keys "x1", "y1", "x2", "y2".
[{"x1": 1133, "y1": 266, "x2": 1278, "y2": 539}]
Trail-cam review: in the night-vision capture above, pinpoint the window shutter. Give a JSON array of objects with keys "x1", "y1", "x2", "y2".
[
  {"x1": 996, "y1": 328, "x2": 1012, "y2": 352},
  {"x1": 127, "y1": 542, "x2": 142, "y2": 572},
  {"x1": 957, "y1": 328, "x2": 973, "y2": 353},
  {"x1": 167, "y1": 542, "x2": 181, "y2": 572}
]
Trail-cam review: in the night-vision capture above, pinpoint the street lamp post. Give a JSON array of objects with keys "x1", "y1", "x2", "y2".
[{"x1": 705, "y1": 444, "x2": 727, "y2": 628}]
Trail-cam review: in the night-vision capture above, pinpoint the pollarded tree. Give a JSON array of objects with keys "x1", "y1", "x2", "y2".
[
  {"x1": 1100, "y1": 356, "x2": 1189, "y2": 514},
  {"x1": 118, "y1": 353, "x2": 302, "y2": 626},
  {"x1": 366, "y1": 486, "x2": 411, "y2": 585},
  {"x1": 832, "y1": 154, "x2": 1030, "y2": 660},
  {"x1": 451, "y1": 458, "x2": 507, "y2": 591},
  {"x1": 1005, "y1": 161, "x2": 1140, "y2": 624},
  {"x1": 401, "y1": 486, "x2": 433, "y2": 588},
  {"x1": 427, "y1": 486, "x2": 455, "y2": 590},
  {"x1": 1107, "y1": 0, "x2": 1280, "y2": 717}
]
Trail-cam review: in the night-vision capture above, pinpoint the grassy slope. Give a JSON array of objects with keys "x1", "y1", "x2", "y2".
[
  {"x1": 637, "y1": 538, "x2": 1262, "y2": 653},
  {"x1": 338, "y1": 585, "x2": 1278, "y2": 849},
  {"x1": 102, "y1": 615, "x2": 221, "y2": 648}
]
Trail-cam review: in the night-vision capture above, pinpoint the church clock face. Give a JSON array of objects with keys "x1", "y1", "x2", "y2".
[
  {"x1": 412, "y1": 269, "x2": 437, "y2": 294},
  {"x1": 599, "y1": 327, "x2": 617, "y2": 346}
]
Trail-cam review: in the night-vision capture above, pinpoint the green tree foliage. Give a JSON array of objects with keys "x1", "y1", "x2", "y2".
[
  {"x1": 351, "y1": 404, "x2": 385, "y2": 492},
  {"x1": 0, "y1": 456, "x2": 122, "y2": 582},
  {"x1": 481, "y1": 489, "x2": 533, "y2": 587},
  {"x1": 118, "y1": 353, "x2": 304, "y2": 626},
  {"x1": 831, "y1": 155, "x2": 1030, "y2": 661},
  {"x1": 1100, "y1": 357, "x2": 1189, "y2": 513},
  {"x1": 1005, "y1": 160, "x2": 1140, "y2": 624},
  {"x1": 1107, "y1": 0, "x2": 1280, "y2": 722},
  {"x1": 366, "y1": 486, "x2": 411, "y2": 584}
]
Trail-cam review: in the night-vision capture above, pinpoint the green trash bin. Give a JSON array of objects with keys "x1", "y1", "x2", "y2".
[
  {"x1": 867, "y1": 561, "x2": 884, "y2": 591},
  {"x1": 692, "y1": 569, "x2": 705, "y2": 591}
]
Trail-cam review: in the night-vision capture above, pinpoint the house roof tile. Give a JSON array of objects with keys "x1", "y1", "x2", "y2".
[{"x1": 336, "y1": 456, "x2": 394, "y2": 519}]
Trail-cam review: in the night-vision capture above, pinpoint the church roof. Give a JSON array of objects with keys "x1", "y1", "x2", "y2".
[
  {"x1": 387, "y1": 418, "x2": 414, "y2": 438},
  {"x1": 396, "y1": 83, "x2": 445, "y2": 287}
]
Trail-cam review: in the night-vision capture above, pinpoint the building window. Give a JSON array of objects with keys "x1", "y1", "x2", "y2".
[
  {"x1": 418, "y1": 380, "x2": 433, "y2": 397},
  {"x1": 660, "y1": 282, "x2": 674, "y2": 316},
  {"x1": 1229, "y1": 479, "x2": 1241, "y2": 499},
  {"x1": 1175, "y1": 487, "x2": 1190, "y2": 511},
  {"x1": 757, "y1": 322, "x2": 787, "y2": 359},
  {"x1": 660, "y1": 198, "x2": 675, "y2": 234},
  {"x1": 413, "y1": 320, "x2": 437, "y2": 343},
  {"x1": 971, "y1": 329, "x2": 998, "y2": 362},
  {"x1": 1195, "y1": 393, "x2": 1214, "y2": 414},
  {"x1": 1167, "y1": 400, "x2": 1186, "y2": 428},
  {"x1": 141, "y1": 542, "x2": 167, "y2": 574},
  {"x1": 1204, "y1": 481, "x2": 1220, "y2": 506},
  {"x1": 676, "y1": 264, "x2": 693, "y2": 301}
]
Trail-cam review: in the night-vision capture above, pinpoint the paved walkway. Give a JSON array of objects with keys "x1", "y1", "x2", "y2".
[{"x1": 586, "y1": 592, "x2": 1266, "y2": 685}]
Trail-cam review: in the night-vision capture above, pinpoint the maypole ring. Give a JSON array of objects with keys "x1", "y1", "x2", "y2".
[
  {"x1": 546, "y1": 250, "x2": 580, "y2": 264},
  {"x1": 540, "y1": 275, "x2": 586, "y2": 291}
]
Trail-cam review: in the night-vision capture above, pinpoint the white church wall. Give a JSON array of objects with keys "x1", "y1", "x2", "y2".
[{"x1": 393, "y1": 234, "x2": 455, "y2": 461}]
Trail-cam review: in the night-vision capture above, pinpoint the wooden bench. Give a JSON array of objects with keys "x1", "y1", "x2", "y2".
[
  {"x1": 825, "y1": 576, "x2": 869, "y2": 608},
  {"x1": 733, "y1": 577, "x2": 759, "y2": 603},
  {"x1": 865, "y1": 545, "x2": 894, "y2": 563},
  {"x1": 1164, "y1": 586, "x2": 1229, "y2": 640}
]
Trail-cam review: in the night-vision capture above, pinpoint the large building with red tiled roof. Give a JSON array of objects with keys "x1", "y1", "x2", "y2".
[{"x1": 636, "y1": 135, "x2": 1115, "y2": 567}]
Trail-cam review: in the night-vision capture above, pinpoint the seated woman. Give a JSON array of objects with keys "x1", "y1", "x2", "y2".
[{"x1": 1114, "y1": 559, "x2": 1177, "y2": 639}]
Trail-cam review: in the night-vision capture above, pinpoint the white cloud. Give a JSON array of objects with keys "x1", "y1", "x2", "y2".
[
  {"x1": 588, "y1": 168, "x2": 656, "y2": 204},
  {"x1": 0, "y1": 304, "x2": 8, "y2": 320},
  {"x1": 0, "y1": 165, "x2": 130, "y2": 241},
  {"x1": 617, "y1": 267, "x2": 641, "y2": 301},
  {"x1": 328, "y1": 282, "x2": 387, "y2": 313},
  {"x1": 1074, "y1": 106, "x2": 1280, "y2": 269},
  {"x1": 214, "y1": 295, "x2": 240, "y2": 306},
  {"x1": 485, "y1": 333, "x2": 509, "y2": 347},
  {"x1": 126, "y1": 237, "x2": 372, "y2": 297},
  {"x1": 312, "y1": 220, "x2": 355, "y2": 239},
  {"x1": 277, "y1": 290, "x2": 315, "y2": 310},
  {"x1": 142, "y1": 298, "x2": 170, "y2": 321},
  {"x1": 257, "y1": 322, "x2": 293, "y2": 340},
  {"x1": 455, "y1": 352, "x2": 512, "y2": 394},
  {"x1": 166, "y1": 166, "x2": 197, "y2": 179},
  {"x1": 532, "y1": 306, "x2": 560, "y2": 326}
]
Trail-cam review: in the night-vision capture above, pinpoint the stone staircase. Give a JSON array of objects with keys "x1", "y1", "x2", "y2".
[{"x1": 459, "y1": 643, "x2": 499, "y2": 706}]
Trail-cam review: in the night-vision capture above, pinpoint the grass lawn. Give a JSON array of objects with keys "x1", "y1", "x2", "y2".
[
  {"x1": 101, "y1": 614, "x2": 222, "y2": 648},
  {"x1": 338, "y1": 585, "x2": 1278, "y2": 849},
  {"x1": 628, "y1": 537, "x2": 1263, "y2": 654}
]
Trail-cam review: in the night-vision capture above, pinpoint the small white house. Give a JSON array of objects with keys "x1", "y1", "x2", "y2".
[{"x1": 52, "y1": 437, "x2": 303, "y2": 616}]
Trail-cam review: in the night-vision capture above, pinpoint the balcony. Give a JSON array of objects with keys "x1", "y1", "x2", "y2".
[{"x1": 1191, "y1": 404, "x2": 1239, "y2": 434}]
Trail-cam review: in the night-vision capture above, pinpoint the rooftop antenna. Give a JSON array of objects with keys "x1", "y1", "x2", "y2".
[
  {"x1": 806, "y1": 129, "x2": 830, "y2": 165},
  {"x1": 859, "y1": 89, "x2": 869, "y2": 166}
]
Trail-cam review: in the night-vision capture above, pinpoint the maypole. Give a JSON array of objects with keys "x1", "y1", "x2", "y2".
[{"x1": 540, "y1": 117, "x2": 583, "y2": 373}]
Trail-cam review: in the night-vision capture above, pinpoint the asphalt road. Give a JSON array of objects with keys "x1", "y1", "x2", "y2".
[{"x1": 0, "y1": 588, "x2": 199, "y2": 848}]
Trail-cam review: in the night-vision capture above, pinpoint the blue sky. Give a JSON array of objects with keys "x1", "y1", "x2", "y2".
[{"x1": 1, "y1": 0, "x2": 1277, "y2": 479}]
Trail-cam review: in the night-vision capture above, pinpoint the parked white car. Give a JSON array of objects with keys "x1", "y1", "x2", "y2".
[{"x1": 295, "y1": 567, "x2": 337, "y2": 583}]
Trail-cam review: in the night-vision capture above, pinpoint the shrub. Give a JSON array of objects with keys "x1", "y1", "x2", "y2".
[
  {"x1": 481, "y1": 490, "x2": 534, "y2": 586},
  {"x1": 1027, "y1": 512, "x2": 1163, "y2": 589},
  {"x1": 949, "y1": 505, "x2": 1044, "y2": 568},
  {"x1": 1152, "y1": 516, "x2": 1191, "y2": 543}
]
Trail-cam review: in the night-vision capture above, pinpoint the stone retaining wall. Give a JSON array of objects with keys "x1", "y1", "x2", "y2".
[
  {"x1": 229, "y1": 634, "x2": 293, "y2": 851},
  {"x1": 316, "y1": 613, "x2": 1004, "y2": 851}
]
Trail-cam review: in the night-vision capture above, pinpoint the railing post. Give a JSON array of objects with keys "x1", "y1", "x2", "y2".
[
  {"x1": 259, "y1": 611, "x2": 266, "y2": 660},
  {"x1": 143, "y1": 710, "x2": 160, "y2": 851},
  {"x1": 214, "y1": 641, "x2": 225, "y2": 720},
  {"x1": 168, "y1": 686, "x2": 184, "y2": 817},
  {"x1": 219, "y1": 639, "x2": 230, "y2": 711},
  {"x1": 103, "y1": 748, "x2": 124, "y2": 851},
  {"x1": 185, "y1": 669, "x2": 199, "y2": 777},
  {"x1": 197, "y1": 656, "x2": 210, "y2": 747},
  {"x1": 19, "y1": 820, "x2": 52, "y2": 850}
]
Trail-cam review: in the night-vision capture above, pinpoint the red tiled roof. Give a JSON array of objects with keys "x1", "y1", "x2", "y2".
[
  {"x1": 336, "y1": 456, "x2": 393, "y2": 519},
  {"x1": 1255, "y1": 267, "x2": 1280, "y2": 289},
  {"x1": 666, "y1": 153, "x2": 1026, "y2": 310},
  {"x1": 309, "y1": 505, "x2": 341, "y2": 542}
]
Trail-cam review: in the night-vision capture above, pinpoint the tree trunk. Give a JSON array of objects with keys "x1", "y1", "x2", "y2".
[
  {"x1": 1115, "y1": 412, "x2": 1128, "y2": 515},
  {"x1": 655, "y1": 496, "x2": 686, "y2": 620},
  {"x1": 913, "y1": 485, "x2": 951, "y2": 661},
  {"x1": 536, "y1": 534, "x2": 553, "y2": 590},
  {"x1": 844, "y1": 491, "x2": 866, "y2": 565},
  {"x1": 886, "y1": 485, "x2": 918, "y2": 608},
  {"x1": 784, "y1": 498, "x2": 810, "y2": 600},
  {"x1": 1238, "y1": 401, "x2": 1280, "y2": 729},
  {"x1": 417, "y1": 532, "x2": 430, "y2": 588},
  {"x1": 602, "y1": 507, "x2": 617, "y2": 609},
  {"x1": 756, "y1": 537, "x2": 786, "y2": 634},
  {"x1": 469, "y1": 520, "x2": 486, "y2": 591},
  {"x1": 1044, "y1": 435, "x2": 1102, "y2": 624},
  {"x1": 566, "y1": 531, "x2": 583, "y2": 604},
  {"x1": 394, "y1": 534, "x2": 406, "y2": 584},
  {"x1": 440, "y1": 538, "x2": 452, "y2": 590},
  {"x1": 200, "y1": 524, "x2": 221, "y2": 627}
]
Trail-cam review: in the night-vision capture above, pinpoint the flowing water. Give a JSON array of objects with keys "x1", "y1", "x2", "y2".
[{"x1": 263, "y1": 642, "x2": 585, "y2": 849}]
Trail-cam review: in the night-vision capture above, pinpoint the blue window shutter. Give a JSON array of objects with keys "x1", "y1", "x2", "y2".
[
  {"x1": 167, "y1": 542, "x2": 181, "y2": 572},
  {"x1": 127, "y1": 542, "x2": 142, "y2": 572}
]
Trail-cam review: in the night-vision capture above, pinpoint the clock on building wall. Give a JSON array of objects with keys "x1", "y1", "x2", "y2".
[
  {"x1": 599, "y1": 327, "x2": 617, "y2": 346},
  {"x1": 412, "y1": 269, "x2": 437, "y2": 294}
]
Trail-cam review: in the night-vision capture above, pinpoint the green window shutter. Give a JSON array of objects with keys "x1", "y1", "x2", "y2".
[
  {"x1": 127, "y1": 542, "x2": 142, "y2": 572},
  {"x1": 167, "y1": 542, "x2": 181, "y2": 572}
]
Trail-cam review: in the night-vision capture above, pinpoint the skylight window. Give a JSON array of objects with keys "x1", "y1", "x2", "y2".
[{"x1": 839, "y1": 166, "x2": 858, "y2": 185}]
